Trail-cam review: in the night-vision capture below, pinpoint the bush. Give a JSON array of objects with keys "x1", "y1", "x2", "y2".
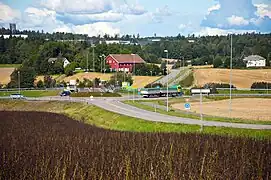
[
  {"x1": 251, "y1": 82, "x2": 271, "y2": 89},
  {"x1": 144, "y1": 83, "x2": 163, "y2": 88},
  {"x1": 204, "y1": 83, "x2": 236, "y2": 89},
  {"x1": 179, "y1": 73, "x2": 194, "y2": 87},
  {"x1": 36, "y1": 80, "x2": 44, "y2": 88}
]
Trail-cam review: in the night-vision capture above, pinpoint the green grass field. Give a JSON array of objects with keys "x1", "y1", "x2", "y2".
[
  {"x1": 0, "y1": 100, "x2": 270, "y2": 139},
  {"x1": 0, "y1": 90, "x2": 61, "y2": 97},
  {"x1": 124, "y1": 100, "x2": 271, "y2": 125},
  {"x1": 0, "y1": 64, "x2": 21, "y2": 68}
]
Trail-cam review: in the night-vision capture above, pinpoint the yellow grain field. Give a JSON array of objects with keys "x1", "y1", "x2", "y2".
[
  {"x1": 194, "y1": 68, "x2": 271, "y2": 88},
  {"x1": 172, "y1": 98, "x2": 271, "y2": 121},
  {"x1": 0, "y1": 68, "x2": 14, "y2": 85}
]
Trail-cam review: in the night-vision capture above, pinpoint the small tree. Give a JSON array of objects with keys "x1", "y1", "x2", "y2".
[
  {"x1": 36, "y1": 80, "x2": 44, "y2": 88},
  {"x1": 213, "y1": 56, "x2": 223, "y2": 68}
]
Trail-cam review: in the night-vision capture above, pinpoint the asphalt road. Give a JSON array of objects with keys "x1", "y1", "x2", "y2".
[{"x1": 2, "y1": 96, "x2": 271, "y2": 130}]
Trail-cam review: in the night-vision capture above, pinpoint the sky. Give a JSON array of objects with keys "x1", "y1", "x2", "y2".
[{"x1": 0, "y1": 0, "x2": 270, "y2": 37}]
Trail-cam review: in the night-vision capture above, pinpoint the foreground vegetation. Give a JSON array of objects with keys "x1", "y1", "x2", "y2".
[
  {"x1": 0, "y1": 111, "x2": 270, "y2": 179},
  {"x1": 0, "y1": 100, "x2": 271, "y2": 139},
  {"x1": 0, "y1": 90, "x2": 60, "y2": 97}
]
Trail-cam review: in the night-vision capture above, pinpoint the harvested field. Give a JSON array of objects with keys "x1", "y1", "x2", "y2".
[
  {"x1": 172, "y1": 98, "x2": 271, "y2": 121},
  {"x1": 194, "y1": 68, "x2": 271, "y2": 88},
  {"x1": 0, "y1": 68, "x2": 14, "y2": 84},
  {"x1": 193, "y1": 65, "x2": 213, "y2": 69},
  {"x1": 36, "y1": 72, "x2": 160, "y2": 88},
  {"x1": 0, "y1": 111, "x2": 270, "y2": 179}
]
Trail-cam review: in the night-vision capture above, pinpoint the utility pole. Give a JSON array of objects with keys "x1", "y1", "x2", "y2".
[
  {"x1": 200, "y1": 90, "x2": 203, "y2": 132},
  {"x1": 164, "y1": 49, "x2": 169, "y2": 112},
  {"x1": 18, "y1": 71, "x2": 20, "y2": 94},
  {"x1": 91, "y1": 44, "x2": 95, "y2": 72},
  {"x1": 229, "y1": 34, "x2": 233, "y2": 118},
  {"x1": 86, "y1": 51, "x2": 89, "y2": 72},
  {"x1": 132, "y1": 54, "x2": 136, "y2": 102}
]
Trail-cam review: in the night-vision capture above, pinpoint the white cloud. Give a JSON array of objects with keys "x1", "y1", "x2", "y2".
[
  {"x1": 73, "y1": 23, "x2": 120, "y2": 36},
  {"x1": 254, "y1": 4, "x2": 271, "y2": 18},
  {"x1": 54, "y1": 22, "x2": 120, "y2": 36},
  {"x1": 194, "y1": 27, "x2": 256, "y2": 36},
  {"x1": 227, "y1": 15, "x2": 249, "y2": 26},
  {"x1": 40, "y1": 0, "x2": 112, "y2": 14},
  {"x1": 0, "y1": 2, "x2": 21, "y2": 23},
  {"x1": 178, "y1": 24, "x2": 186, "y2": 30},
  {"x1": 150, "y1": 5, "x2": 172, "y2": 23},
  {"x1": 207, "y1": 4, "x2": 221, "y2": 14}
]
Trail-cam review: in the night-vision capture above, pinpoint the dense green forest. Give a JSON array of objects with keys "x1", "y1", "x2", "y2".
[{"x1": 1, "y1": 27, "x2": 271, "y2": 87}]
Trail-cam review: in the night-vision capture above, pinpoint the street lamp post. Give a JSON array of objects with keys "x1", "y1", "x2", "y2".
[
  {"x1": 150, "y1": 71, "x2": 152, "y2": 88},
  {"x1": 229, "y1": 34, "x2": 233, "y2": 118},
  {"x1": 103, "y1": 54, "x2": 106, "y2": 75},
  {"x1": 18, "y1": 71, "x2": 20, "y2": 94},
  {"x1": 132, "y1": 54, "x2": 136, "y2": 102},
  {"x1": 164, "y1": 49, "x2": 169, "y2": 112},
  {"x1": 266, "y1": 72, "x2": 268, "y2": 94},
  {"x1": 91, "y1": 44, "x2": 95, "y2": 72}
]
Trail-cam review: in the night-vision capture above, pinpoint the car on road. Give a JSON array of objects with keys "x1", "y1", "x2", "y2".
[
  {"x1": 60, "y1": 91, "x2": 71, "y2": 96},
  {"x1": 9, "y1": 93, "x2": 25, "y2": 99}
]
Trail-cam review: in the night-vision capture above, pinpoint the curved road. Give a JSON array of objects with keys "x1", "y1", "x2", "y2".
[{"x1": 33, "y1": 96, "x2": 271, "y2": 130}]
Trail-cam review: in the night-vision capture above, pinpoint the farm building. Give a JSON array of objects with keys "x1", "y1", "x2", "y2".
[
  {"x1": 105, "y1": 54, "x2": 146, "y2": 72},
  {"x1": 243, "y1": 55, "x2": 266, "y2": 68}
]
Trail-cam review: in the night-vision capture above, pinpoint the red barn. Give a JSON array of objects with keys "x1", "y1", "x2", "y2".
[{"x1": 105, "y1": 54, "x2": 146, "y2": 72}]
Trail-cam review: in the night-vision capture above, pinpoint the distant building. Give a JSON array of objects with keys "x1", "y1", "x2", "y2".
[
  {"x1": 188, "y1": 39, "x2": 195, "y2": 43},
  {"x1": 105, "y1": 54, "x2": 146, "y2": 72},
  {"x1": 100, "y1": 40, "x2": 134, "y2": 45},
  {"x1": 48, "y1": 57, "x2": 70, "y2": 68},
  {"x1": 243, "y1": 55, "x2": 266, "y2": 68},
  {"x1": 9, "y1": 23, "x2": 16, "y2": 34},
  {"x1": 2, "y1": 34, "x2": 28, "y2": 39}
]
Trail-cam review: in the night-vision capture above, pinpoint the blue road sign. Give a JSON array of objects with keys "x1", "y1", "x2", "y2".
[{"x1": 184, "y1": 103, "x2": 191, "y2": 110}]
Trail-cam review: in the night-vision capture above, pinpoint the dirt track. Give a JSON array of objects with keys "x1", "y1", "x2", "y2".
[
  {"x1": 172, "y1": 98, "x2": 271, "y2": 121},
  {"x1": 194, "y1": 68, "x2": 271, "y2": 88}
]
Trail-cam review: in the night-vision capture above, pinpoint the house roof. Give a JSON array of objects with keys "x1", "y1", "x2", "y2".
[
  {"x1": 243, "y1": 55, "x2": 266, "y2": 62},
  {"x1": 48, "y1": 57, "x2": 68, "y2": 63},
  {"x1": 107, "y1": 54, "x2": 145, "y2": 64}
]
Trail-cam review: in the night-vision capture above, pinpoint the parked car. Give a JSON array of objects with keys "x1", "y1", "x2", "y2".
[
  {"x1": 60, "y1": 91, "x2": 71, "y2": 96},
  {"x1": 9, "y1": 93, "x2": 25, "y2": 99}
]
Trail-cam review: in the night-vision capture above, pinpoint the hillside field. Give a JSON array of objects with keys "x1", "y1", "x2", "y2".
[
  {"x1": 194, "y1": 68, "x2": 271, "y2": 88},
  {"x1": 0, "y1": 68, "x2": 15, "y2": 85},
  {"x1": 37, "y1": 72, "x2": 161, "y2": 88}
]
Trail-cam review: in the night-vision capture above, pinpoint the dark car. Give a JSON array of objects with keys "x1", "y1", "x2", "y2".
[{"x1": 60, "y1": 91, "x2": 71, "y2": 96}]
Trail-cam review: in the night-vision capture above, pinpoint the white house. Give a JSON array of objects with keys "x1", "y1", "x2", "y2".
[
  {"x1": 48, "y1": 57, "x2": 70, "y2": 68},
  {"x1": 243, "y1": 55, "x2": 266, "y2": 68}
]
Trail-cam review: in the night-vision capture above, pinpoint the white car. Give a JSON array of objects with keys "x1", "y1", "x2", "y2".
[{"x1": 10, "y1": 93, "x2": 25, "y2": 99}]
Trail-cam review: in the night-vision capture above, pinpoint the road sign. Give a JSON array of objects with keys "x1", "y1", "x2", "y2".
[{"x1": 184, "y1": 103, "x2": 191, "y2": 110}]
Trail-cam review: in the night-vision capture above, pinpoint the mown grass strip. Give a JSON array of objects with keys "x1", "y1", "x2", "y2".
[
  {"x1": 0, "y1": 90, "x2": 61, "y2": 97},
  {"x1": 0, "y1": 64, "x2": 21, "y2": 68},
  {"x1": 0, "y1": 100, "x2": 271, "y2": 139}
]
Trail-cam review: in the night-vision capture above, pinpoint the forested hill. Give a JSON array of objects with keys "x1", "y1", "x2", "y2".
[{"x1": 0, "y1": 28, "x2": 270, "y2": 72}]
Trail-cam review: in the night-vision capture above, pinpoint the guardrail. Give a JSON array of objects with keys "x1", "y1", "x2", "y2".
[{"x1": 0, "y1": 88, "x2": 64, "y2": 92}]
